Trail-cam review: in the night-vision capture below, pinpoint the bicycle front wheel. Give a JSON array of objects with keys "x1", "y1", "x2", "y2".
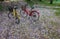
[
  {"x1": 15, "y1": 17, "x2": 20, "y2": 24},
  {"x1": 20, "y1": 9, "x2": 27, "y2": 18}
]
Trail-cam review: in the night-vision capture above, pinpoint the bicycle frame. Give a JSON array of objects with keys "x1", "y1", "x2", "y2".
[
  {"x1": 22, "y1": 8, "x2": 39, "y2": 16},
  {"x1": 13, "y1": 8, "x2": 20, "y2": 19},
  {"x1": 8, "y1": 6, "x2": 20, "y2": 24}
]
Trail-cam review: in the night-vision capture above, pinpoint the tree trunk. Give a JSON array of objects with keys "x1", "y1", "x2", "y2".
[
  {"x1": 26, "y1": 0, "x2": 30, "y2": 1},
  {"x1": 40, "y1": 0, "x2": 42, "y2": 1},
  {"x1": 50, "y1": 0, "x2": 53, "y2": 4}
]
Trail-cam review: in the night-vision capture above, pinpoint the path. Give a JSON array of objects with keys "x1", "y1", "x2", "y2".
[{"x1": 0, "y1": 3, "x2": 60, "y2": 39}]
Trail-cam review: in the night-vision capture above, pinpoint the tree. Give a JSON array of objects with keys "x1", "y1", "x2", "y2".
[
  {"x1": 0, "y1": 0, "x2": 4, "y2": 2},
  {"x1": 26, "y1": 0, "x2": 31, "y2": 1},
  {"x1": 50, "y1": 0, "x2": 53, "y2": 4},
  {"x1": 0, "y1": 0, "x2": 4, "y2": 4},
  {"x1": 40, "y1": 0, "x2": 42, "y2": 1}
]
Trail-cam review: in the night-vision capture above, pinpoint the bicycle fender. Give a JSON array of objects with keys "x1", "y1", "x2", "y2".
[{"x1": 30, "y1": 11, "x2": 40, "y2": 16}]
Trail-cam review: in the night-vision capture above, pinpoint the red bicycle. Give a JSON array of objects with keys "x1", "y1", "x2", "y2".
[{"x1": 20, "y1": 4, "x2": 40, "y2": 22}]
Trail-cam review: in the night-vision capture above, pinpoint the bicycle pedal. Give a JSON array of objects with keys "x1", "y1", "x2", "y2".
[
  {"x1": 15, "y1": 20, "x2": 20, "y2": 24},
  {"x1": 15, "y1": 22, "x2": 20, "y2": 24},
  {"x1": 33, "y1": 20, "x2": 37, "y2": 22}
]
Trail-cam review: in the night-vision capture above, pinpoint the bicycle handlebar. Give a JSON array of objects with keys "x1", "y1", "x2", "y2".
[{"x1": 31, "y1": 6, "x2": 34, "y2": 9}]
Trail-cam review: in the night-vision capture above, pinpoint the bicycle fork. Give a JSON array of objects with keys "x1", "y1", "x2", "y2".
[{"x1": 13, "y1": 9, "x2": 20, "y2": 24}]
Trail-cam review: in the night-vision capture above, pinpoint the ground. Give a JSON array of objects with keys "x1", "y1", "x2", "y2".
[{"x1": 0, "y1": 2, "x2": 60, "y2": 39}]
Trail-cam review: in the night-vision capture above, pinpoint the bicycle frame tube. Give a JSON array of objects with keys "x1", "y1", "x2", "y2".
[
  {"x1": 13, "y1": 9, "x2": 16, "y2": 17},
  {"x1": 23, "y1": 8, "x2": 30, "y2": 15},
  {"x1": 13, "y1": 9, "x2": 20, "y2": 19},
  {"x1": 29, "y1": 11, "x2": 39, "y2": 16}
]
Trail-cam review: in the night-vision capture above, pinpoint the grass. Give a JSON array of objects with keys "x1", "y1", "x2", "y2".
[
  {"x1": 25, "y1": 0, "x2": 34, "y2": 7},
  {"x1": 53, "y1": 8, "x2": 60, "y2": 16},
  {"x1": 37, "y1": 1, "x2": 60, "y2": 6},
  {"x1": 29, "y1": 1, "x2": 60, "y2": 16},
  {"x1": 26, "y1": 0, "x2": 60, "y2": 6},
  {"x1": 55, "y1": 11, "x2": 60, "y2": 16},
  {"x1": 52, "y1": 8, "x2": 60, "y2": 19},
  {"x1": 25, "y1": 0, "x2": 60, "y2": 16},
  {"x1": 27, "y1": 0, "x2": 60, "y2": 16}
]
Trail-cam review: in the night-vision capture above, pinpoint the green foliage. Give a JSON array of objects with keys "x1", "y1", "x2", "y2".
[
  {"x1": 25, "y1": 0, "x2": 31, "y2": 2},
  {"x1": 0, "y1": 4, "x2": 3, "y2": 11},
  {"x1": 54, "y1": 8, "x2": 60, "y2": 16},
  {"x1": 25, "y1": 0, "x2": 34, "y2": 7},
  {"x1": 0, "y1": 0, "x2": 4, "y2": 1},
  {"x1": 25, "y1": 0, "x2": 60, "y2": 6},
  {"x1": 55, "y1": 11, "x2": 60, "y2": 16}
]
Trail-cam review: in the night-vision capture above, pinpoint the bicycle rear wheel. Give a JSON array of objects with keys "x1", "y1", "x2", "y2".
[{"x1": 31, "y1": 11, "x2": 39, "y2": 22}]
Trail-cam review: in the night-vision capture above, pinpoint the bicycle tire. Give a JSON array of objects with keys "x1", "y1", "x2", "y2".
[
  {"x1": 31, "y1": 11, "x2": 39, "y2": 22},
  {"x1": 8, "y1": 12, "x2": 14, "y2": 19},
  {"x1": 15, "y1": 17, "x2": 20, "y2": 24},
  {"x1": 20, "y1": 9, "x2": 27, "y2": 18}
]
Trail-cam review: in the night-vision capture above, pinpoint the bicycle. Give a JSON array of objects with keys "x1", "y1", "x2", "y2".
[
  {"x1": 8, "y1": 5, "x2": 20, "y2": 24},
  {"x1": 20, "y1": 4, "x2": 40, "y2": 22}
]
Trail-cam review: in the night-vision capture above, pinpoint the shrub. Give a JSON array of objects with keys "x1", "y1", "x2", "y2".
[{"x1": 0, "y1": 4, "x2": 3, "y2": 11}]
